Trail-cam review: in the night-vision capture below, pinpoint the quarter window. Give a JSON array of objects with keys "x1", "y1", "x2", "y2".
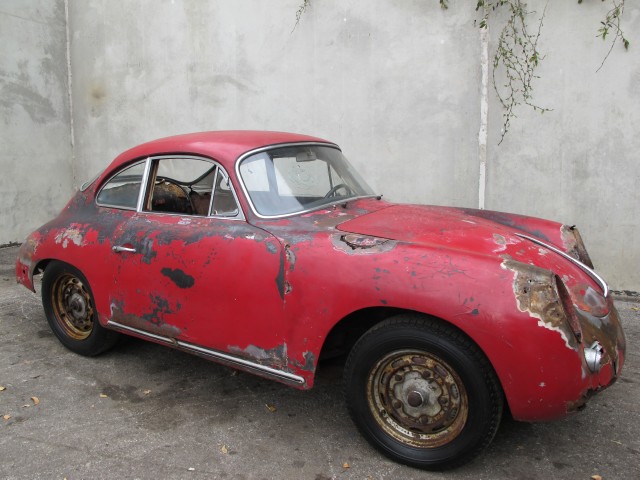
[
  {"x1": 212, "y1": 169, "x2": 239, "y2": 216},
  {"x1": 96, "y1": 161, "x2": 146, "y2": 209}
]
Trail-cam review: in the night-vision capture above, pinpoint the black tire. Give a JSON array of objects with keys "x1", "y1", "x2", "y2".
[
  {"x1": 42, "y1": 261, "x2": 119, "y2": 356},
  {"x1": 344, "y1": 314, "x2": 503, "y2": 470}
]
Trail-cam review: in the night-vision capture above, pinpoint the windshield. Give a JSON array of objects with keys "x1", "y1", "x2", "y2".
[{"x1": 238, "y1": 145, "x2": 375, "y2": 217}]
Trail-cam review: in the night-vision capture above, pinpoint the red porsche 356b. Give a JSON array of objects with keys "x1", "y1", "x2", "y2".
[{"x1": 16, "y1": 131, "x2": 625, "y2": 469}]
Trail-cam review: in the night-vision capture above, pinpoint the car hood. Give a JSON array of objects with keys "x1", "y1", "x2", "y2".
[{"x1": 336, "y1": 204, "x2": 551, "y2": 259}]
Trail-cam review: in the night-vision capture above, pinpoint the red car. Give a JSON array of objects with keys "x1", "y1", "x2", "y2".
[{"x1": 16, "y1": 131, "x2": 625, "y2": 469}]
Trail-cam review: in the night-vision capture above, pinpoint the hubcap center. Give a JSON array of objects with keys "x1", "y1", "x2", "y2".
[
  {"x1": 407, "y1": 390, "x2": 424, "y2": 408},
  {"x1": 68, "y1": 293, "x2": 87, "y2": 320}
]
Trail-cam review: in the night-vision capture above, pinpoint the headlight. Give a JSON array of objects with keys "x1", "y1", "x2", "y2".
[{"x1": 570, "y1": 284, "x2": 609, "y2": 317}]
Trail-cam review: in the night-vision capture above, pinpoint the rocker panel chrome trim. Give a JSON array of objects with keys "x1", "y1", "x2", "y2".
[{"x1": 106, "y1": 320, "x2": 305, "y2": 385}]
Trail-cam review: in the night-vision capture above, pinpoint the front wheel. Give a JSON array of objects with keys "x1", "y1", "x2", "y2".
[
  {"x1": 42, "y1": 261, "x2": 119, "y2": 356},
  {"x1": 344, "y1": 314, "x2": 503, "y2": 470}
]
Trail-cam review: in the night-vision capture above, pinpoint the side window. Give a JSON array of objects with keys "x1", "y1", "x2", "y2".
[
  {"x1": 146, "y1": 157, "x2": 213, "y2": 215},
  {"x1": 143, "y1": 156, "x2": 240, "y2": 218},
  {"x1": 96, "y1": 161, "x2": 146, "y2": 209},
  {"x1": 212, "y1": 170, "x2": 239, "y2": 216}
]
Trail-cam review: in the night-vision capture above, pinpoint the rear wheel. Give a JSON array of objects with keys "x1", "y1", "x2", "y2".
[
  {"x1": 344, "y1": 314, "x2": 503, "y2": 470},
  {"x1": 42, "y1": 261, "x2": 119, "y2": 356}
]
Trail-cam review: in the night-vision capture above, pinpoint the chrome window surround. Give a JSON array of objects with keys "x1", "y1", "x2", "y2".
[
  {"x1": 515, "y1": 233, "x2": 609, "y2": 298},
  {"x1": 94, "y1": 158, "x2": 149, "y2": 211},
  {"x1": 96, "y1": 155, "x2": 245, "y2": 221},
  {"x1": 235, "y1": 142, "x2": 377, "y2": 220},
  {"x1": 136, "y1": 157, "x2": 153, "y2": 212}
]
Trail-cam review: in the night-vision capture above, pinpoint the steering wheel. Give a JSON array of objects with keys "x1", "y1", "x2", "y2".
[
  {"x1": 154, "y1": 177, "x2": 193, "y2": 213},
  {"x1": 156, "y1": 176, "x2": 190, "y2": 194},
  {"x1": 324, "y1": 183, "x2": 352, "y2": 198}
]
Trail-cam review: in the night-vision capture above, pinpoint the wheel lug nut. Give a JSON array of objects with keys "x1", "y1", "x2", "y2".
[{"x1": 392, "y1": 400, "x2": 402, "y2": 409}]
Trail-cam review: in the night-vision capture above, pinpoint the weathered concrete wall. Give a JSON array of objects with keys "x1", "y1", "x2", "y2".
[
  {"x1": 1, "y1": 0, "x2": 638, "y2": 290},
  {"x1": 68, "y1": 0, "x2": 482, "y2": 211},
  {"x1": 0, "y1": 0, "x2": 74, "y2": 245},
  {"x1": 485, "y1": 0, "x2": 640, "y2": 290}
]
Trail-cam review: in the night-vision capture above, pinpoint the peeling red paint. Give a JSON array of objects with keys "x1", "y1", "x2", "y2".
[
  {"x1": 110, "y1": 304, "x2": 182, "y2": 338},
  {"x1": 228, "y1": 343, "x2": 289, "y2": 370}
]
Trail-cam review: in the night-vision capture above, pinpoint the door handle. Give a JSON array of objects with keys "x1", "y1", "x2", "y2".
[{"x1": 112, "y1": 245, "x2": 137, "y2": 253}]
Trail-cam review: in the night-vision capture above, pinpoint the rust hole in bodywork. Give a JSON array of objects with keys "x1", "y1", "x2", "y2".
[
  {"x1": 503, "y1": 259, "x2": 579, "y2": 350},
  {"x1": 342, "y1": 234, "x2": 388, "y2": 249},
  {"x1": 561, "y1": 225, "x2": 594, "y2": 269},
  {"x1": 331, "y1": 234, "x2": 397, "y2": 255}
]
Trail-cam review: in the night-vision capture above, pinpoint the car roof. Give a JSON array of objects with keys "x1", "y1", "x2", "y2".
[{"x1": 108, "y1": 130, "x2": 336, "y2": 172}]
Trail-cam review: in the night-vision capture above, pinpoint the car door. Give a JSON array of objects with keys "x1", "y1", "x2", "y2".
[{"x1": 104, "y1": 156, "x2": 288, "y2": 366}]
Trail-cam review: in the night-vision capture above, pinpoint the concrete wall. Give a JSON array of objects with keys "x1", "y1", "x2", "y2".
[
  {"x1": 485, "y1": 0, "x2": 640, "y2": 290},
  {"x1": 1, "y1": 0, "x2": 638, "y2": 290},
  {"x1": 0, "y1": 0, "x2": 74, "y2": 245},
  {"x1": 68, "y1": 0, "x2": 482, "y2": 210}
]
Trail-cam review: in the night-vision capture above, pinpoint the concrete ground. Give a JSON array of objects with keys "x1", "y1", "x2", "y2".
[{"x1": 1, "y1": 245, "x2": 638, "y2": 480}]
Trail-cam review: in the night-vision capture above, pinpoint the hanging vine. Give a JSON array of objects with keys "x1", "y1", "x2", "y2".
[
  {"x1": 293, "y1": 1, "x2": 629, "y2": 142},
  {"x1": 586, "y1": 0, "x2": 630, "y2": 71},
  {"x1": 472, "y1": 0, "x2": 628, "y2": 142},
  {"x1": 477, "y1": 1, "x2": 551, "y2": 143},
  {"x1": 292, "y1": 0, "x2": 311, "y2": 33}
]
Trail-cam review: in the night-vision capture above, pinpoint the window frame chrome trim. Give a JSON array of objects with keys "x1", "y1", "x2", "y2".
[
  {"x1": 136, "y1": 157, "x2": 152, "y2": 212},
  {"x1": 96, "y1": 154, "x2": 245, "y2": 221},
  {"x1": 95, "y1": 158, "x2": 150, "y2": 211},
  {"x1": 235, "y1": 142, "x2": 376, "y2": 220}
]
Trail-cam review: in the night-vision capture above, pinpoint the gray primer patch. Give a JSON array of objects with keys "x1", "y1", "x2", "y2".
[{"x1": 161, "y1": 268, "x2": 195, "y2": 289}]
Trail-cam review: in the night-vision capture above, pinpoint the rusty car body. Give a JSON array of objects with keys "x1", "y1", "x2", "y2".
[{"x1": 16, "y1": 131, "x2": 625, "y2": 469}]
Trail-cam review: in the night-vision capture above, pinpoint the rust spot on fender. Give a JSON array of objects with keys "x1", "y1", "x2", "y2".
[
  {"x1": 291, "y1": 351, "x2": 316, "y2": 372},
  {"x1": 566, "y1": 389, "x2": 595, "y2": 413},
  {"x1": 331, "y1": 234, "x2": 397, "y2": 255},
  {"x1": 502, "y1": 259, "x2": 578, "y2": 350},
  {"x1": 561, "y1": 225, "x2": 594, "y2": 268},
  {"x1": 284, "y1": 244, "x2": 296, "y2": 271}
]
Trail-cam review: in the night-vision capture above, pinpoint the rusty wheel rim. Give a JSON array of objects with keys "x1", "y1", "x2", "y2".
[
  {"x1": 367, "y1": 349, "x2": 468, "y2": 448},
  {"x1": 51, "y1": 273, "x2": 94, "y2": 340}
]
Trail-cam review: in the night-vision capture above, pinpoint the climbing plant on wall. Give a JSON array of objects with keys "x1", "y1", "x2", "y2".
[{"x1": 293, "y1": 0, "x2": 629, "y2": 143}]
